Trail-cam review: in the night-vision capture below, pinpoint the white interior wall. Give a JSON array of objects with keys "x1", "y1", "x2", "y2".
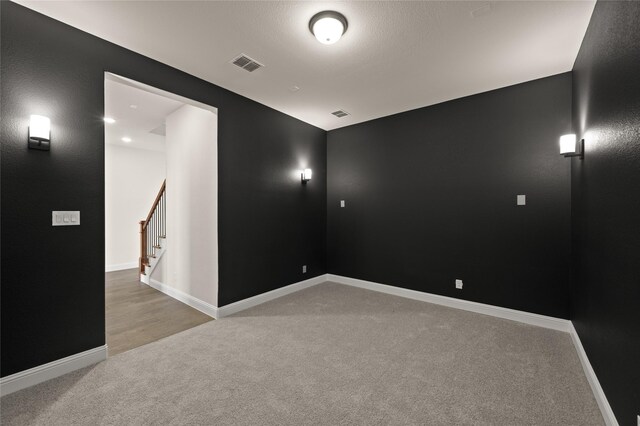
[
  {"x1": 105, "y1": 144, "x2": 166, "y2": 271},
  {"x1": 158, "y1": 104, "x2": 218, "y2": 306}
]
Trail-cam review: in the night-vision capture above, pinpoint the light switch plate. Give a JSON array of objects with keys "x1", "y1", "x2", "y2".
[
  {"x1": 455, "y1": 279, "x2": 463, "y2": 289},
  {"x1": 340, "y1": 200, "x2": 345, "y2": 208},
  {"x1": 517, "y1": 195, "x2": 526, "y2": 206},
  {"x1": 52, "y1": 211, "x2": 80, "y2": 226}
]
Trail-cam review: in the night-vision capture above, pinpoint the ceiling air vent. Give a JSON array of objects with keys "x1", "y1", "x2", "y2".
[
  {"x1": 331, "y1": 109, "x2": 350, "y2": 118},
  {"x1": 231, "y1": 54, "x2": 264, "y2": 72}
]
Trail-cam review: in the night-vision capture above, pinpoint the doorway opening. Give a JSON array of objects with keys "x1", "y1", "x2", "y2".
[{"x1": 104, "y1": 73, "x2": 218, "y2": 356}]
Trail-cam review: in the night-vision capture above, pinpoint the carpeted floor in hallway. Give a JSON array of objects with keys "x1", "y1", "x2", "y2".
[{"x1": 0, "y1": 281, "x2": 603, "y2": 425}]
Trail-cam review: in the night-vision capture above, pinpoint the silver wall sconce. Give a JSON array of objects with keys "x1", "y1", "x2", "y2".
[
  {"x1": 559, "y1": 134, "x2": 584, "y2": 159},
  {"x1": 28, "y1": 115, "x2": 51, "y2": 151},
  {"x1": 301, "y1": 168, "x2": 312, "y2": 184}
]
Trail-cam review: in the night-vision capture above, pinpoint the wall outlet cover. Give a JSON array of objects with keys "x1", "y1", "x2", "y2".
[
  {"x1": 455, "y1": 279, "x2": 463, "y2": 289},
  {"x1": 340, "y1": 200, "x2": 345, "y2": 208},
  {"x1": 517, "y1": 195, "x2": 526, "y2": 206},
  {"x1": 302, "y1": 265, "x2": 307, "y2": 273}
]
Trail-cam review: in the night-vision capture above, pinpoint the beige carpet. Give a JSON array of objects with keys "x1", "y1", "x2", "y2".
[{"x1": 1, "y1": 282, "x2": 603, "y2": 425}]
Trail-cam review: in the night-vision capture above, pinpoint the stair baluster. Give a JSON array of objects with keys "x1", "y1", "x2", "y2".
[{"x1": 139, "y1": 179, "x2": 166, "y2": 275}]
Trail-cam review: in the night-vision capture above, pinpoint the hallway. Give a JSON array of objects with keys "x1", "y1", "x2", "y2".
[{"x1": 106, "y1": 269, "x2": 213, "y2": 356}]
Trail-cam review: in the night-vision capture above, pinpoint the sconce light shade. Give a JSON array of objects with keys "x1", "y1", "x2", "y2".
[
  {"x1": 29, "y1": 115, "x2": 51, "y2": 150},
  {"x1": 559, "y1": 134, "x2": 577, "y2": 154},
  {"x1": 559, "y1": 134, "x2": 584, "y2": 159},
  {"x1": 302, "y1": 168, "x2": 312, "y2": 183}
]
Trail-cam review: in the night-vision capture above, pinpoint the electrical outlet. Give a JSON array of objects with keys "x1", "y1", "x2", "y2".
[
  {"x1": 302, "y1": 265, "x2": 307, "y2": 274},
  {"x1": 340, "y1": 200, "x2": 345, "y2": 208},
  {"x1": 455, "y1": 279, "x2": 463, "y2": 289}
]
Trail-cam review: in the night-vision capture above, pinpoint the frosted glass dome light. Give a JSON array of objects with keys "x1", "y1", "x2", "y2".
[{"x1": 309, "y1": 11, "x2": 348, "y2": 45}]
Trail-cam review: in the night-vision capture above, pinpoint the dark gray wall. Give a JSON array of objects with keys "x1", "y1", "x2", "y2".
[
  {"x1": 0, "y1": 2, "x2": 326, "y2": 377},
  {"x1": 571, "y1": 2, "x2": 640, "y2": 425},
  {"x1": 328, "y1": 73, "x2": 573, "y2": 319}
]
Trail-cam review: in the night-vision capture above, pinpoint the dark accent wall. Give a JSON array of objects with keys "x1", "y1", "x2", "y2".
[
  {"x1": 218, "y1": 95, "x2": 327, "y2": 305},
  {"x1": 571, "y1": 2, "x2": 640, "y2": 425},
  {"x1": 328, "y1": 73, "x2": 572, "y2": 319},
  {"x1": 0, "y1": 2, "x2": 326, "y2": 377}
]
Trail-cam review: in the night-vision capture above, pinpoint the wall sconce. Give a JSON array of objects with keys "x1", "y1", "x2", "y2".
[
  {"x1": 301, "y1": 168, "x2": 312, "y2": 184},
  {"x1": 559, "y1": 134, "x2": 584, "y2": 159},
  {"x1": 28, "y1": 115, "x2": 51, "y2": 151}
]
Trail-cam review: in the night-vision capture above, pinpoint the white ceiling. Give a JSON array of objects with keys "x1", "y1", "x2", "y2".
[
  {"x1": 18, "y1": 1, "x2": 595, "y2": 131},
  {"x1": 105, "y1": 76, "x2": 183, "y2": 152}
]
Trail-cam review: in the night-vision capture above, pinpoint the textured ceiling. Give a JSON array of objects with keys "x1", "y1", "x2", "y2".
[{"x1": 17, "y1": 1, "x2": 595, "y2": 130}]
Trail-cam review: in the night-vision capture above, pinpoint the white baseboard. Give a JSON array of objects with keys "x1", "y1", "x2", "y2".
[
  {"x1": 217, "y1": 274, "x2": 327, "y2": 318},
  {"x1": 0, "y1": 345, "x2": 107, "y2": 397},
  {"x1": 147, "y1": 275, "x2": 326, "y2": 319},
  {"x1": 327, "y1": 274, "x2": 571, "y2": 332},
  {"x1": 148, "y1": 278, "x2": 219, "y2": 319},
  {"x1": 0, "y1": 273, "x2": 617, "y2": 426},
  {"x1": 569, "y1": 324, "x2": 619, "y2": 426},
  {"x1": 105, "y1": 262, "x2": 138, "y2": 272}
]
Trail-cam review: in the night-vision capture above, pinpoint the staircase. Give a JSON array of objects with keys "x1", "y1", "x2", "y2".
[{"x1": 139, "y1": 179, "x2": 166, "y2": 284}]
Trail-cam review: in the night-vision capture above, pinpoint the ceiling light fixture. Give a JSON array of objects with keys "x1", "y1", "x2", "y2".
[
  {"x1": 104, "y1": 117, "x2": 116, "y2": 124},
  {"x1": 121, "y1": 137, "x2": 132, "y2": 143},
  {"x1": 309, "y1": 11, "x2": 348, "y2": 45}
]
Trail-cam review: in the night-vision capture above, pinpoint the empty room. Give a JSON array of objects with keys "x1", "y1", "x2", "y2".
[{"x1": 1, "y1": 1, "x2": 638, "y2": 425}]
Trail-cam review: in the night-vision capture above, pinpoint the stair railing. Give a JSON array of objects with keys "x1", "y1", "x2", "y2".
[{"x1": 139, "y1": 179, "x2": 166, "y2": 274}]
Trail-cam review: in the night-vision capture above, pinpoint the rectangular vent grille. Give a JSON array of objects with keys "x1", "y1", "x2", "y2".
[
  {"x1": 231, "y1": 54, "x2": 264, "y2": 72},
  {"x1": 331, "y1": 110, "x2": 349, "y2": 118}
]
